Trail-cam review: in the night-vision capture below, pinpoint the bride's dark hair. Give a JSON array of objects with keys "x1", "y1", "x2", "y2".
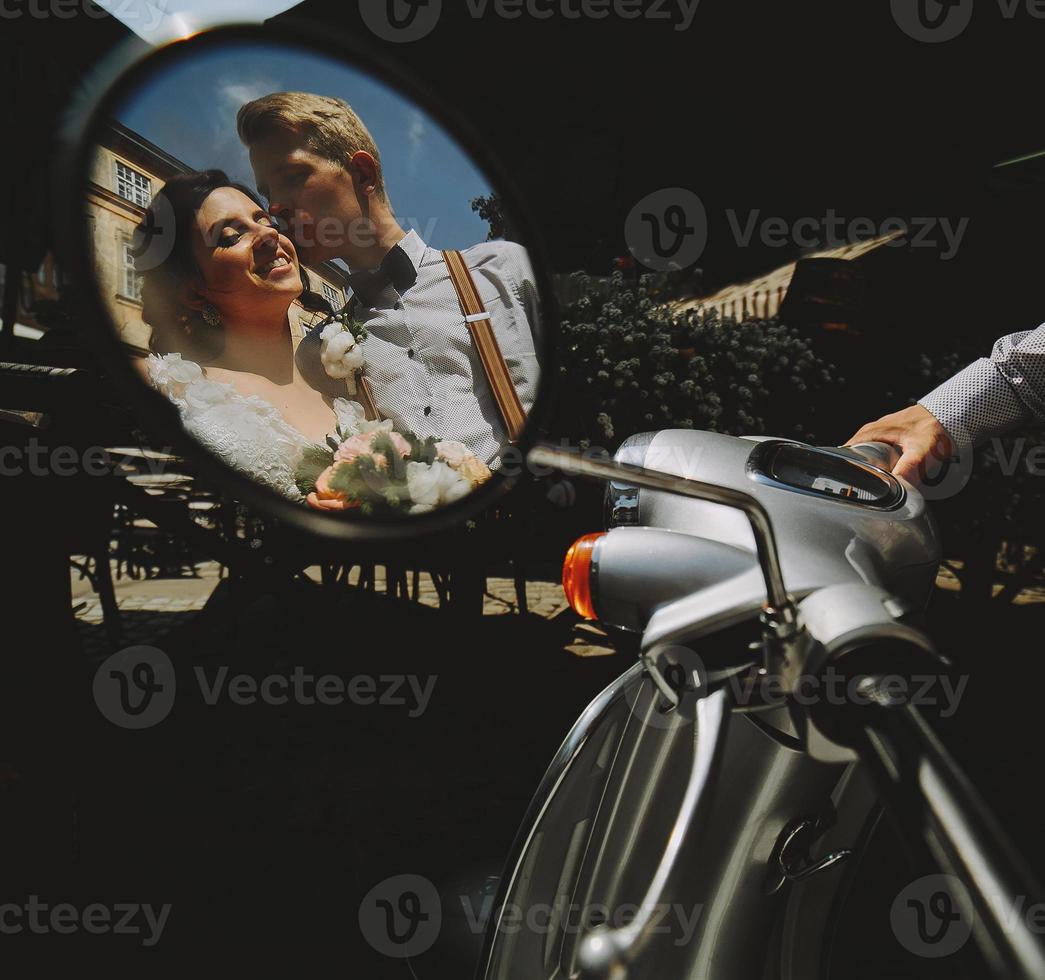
[{"x1": 134, "y1": 169, "x2": 332, "y2": 361}]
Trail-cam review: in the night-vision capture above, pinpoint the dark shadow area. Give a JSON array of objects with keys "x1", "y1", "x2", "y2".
[{"x1": 2, "y1": 576, "x2": 626, "y2": 976}]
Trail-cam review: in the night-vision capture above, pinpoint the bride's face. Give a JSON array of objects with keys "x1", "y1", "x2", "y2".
[{"x1": 190, "y1": 186, "x2": 303, "y2": 316}]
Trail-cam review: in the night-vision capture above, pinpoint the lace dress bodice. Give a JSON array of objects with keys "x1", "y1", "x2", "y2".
[{"x1": 146, "y1": 353, "x2": 353, "y2": 501}]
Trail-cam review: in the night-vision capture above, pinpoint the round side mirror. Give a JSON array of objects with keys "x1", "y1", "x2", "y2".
[{"x1": 60, "y1": 23, "x2": 555, "y2": 543}]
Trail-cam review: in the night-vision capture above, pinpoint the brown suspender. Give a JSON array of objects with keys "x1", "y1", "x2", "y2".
[
  {"x1": 339, "y1": 294, "x2": 382, "y2": 422},
  {"x1": 344, "y1": 251, "x2": 527, "y2": 441},
  {"x1": 353, "y1": 368, "x2": 381, "y2": 423},
  {"x1": 441, "y1": 249, "x2": 527, "y2": 443}
]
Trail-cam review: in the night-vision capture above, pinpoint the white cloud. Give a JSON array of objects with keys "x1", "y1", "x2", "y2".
[
  {"x1": 204, "y1": 75, "x2": 282, "y2": 188},
  {"x1": 219, "y1": 79, "x2": 280, "y2": 111},
  {"x1": 407, "y1": 110, "x2": 426, "y2": 179}
]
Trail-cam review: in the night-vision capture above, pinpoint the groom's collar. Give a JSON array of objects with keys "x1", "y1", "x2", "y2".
[
  {"x1": 395, "y1": 229, "x2": 427, "y2": 270},
  {"x1": 345, "y1": 230, "x2": 427, "y2": 305}
]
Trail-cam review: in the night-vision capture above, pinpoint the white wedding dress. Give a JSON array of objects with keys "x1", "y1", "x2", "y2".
[{"x1": 146, "y1": 353, "x2": 367, "y2": 501}]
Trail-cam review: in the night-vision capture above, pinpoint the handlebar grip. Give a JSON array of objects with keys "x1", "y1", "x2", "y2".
[{"x1": 844, "y1": 441, "x2": 902, "y2": 472}]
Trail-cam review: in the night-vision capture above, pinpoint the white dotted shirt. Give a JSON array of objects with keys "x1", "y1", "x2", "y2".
[
  {"x1": 302, "y1": 230, "x2": 542, "y2": 467},
  {"x1": 919, "y1": 323, "x2": 1045, "y2": 449}
]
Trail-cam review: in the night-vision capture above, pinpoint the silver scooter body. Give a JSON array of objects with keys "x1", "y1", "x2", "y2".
[{"x1": 479, "y1": 430, "x2": 941, "y2": 980}]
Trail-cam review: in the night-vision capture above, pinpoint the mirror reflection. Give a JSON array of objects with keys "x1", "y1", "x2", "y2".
[{"x1": 86, "y1": 39, "x2": 542, "y2": 516}]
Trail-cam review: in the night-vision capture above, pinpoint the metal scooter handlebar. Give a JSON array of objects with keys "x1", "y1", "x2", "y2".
[{"x1": 835, "y1": 680, "x2": 1045, "y2": 980}]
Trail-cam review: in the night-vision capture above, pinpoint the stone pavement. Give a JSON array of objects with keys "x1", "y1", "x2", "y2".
[
  {"x1": 72, "y1": 555, "x2": 1041, "y2": 664},
  {"x1": 70, "y1": 558, "x2": 618, "y2": 662},
  {"x1": 933, "y1": 560, "x2": 1045, "y2": 604}
]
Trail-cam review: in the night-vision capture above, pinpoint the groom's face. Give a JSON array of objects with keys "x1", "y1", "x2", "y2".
[{"x1": 249, "y1": 126, "x2": 363, "y2": 266}]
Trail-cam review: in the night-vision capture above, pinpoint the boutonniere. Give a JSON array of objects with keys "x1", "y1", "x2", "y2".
[{"x1": 319, "y1": 311, "x2": 368, "y2": 395}]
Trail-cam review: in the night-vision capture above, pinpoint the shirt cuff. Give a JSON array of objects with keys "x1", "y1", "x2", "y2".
[{"x1": 918, "y1": 357, "x2": 1031, "y2": 450}]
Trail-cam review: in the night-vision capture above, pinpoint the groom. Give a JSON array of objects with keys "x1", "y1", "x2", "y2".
[{"x1": 236, "y1": 91, "x2": 542, "y2": 467}]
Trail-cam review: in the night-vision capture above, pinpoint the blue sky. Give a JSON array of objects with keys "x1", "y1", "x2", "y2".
[{"x1": 115, "y1": 40, "x2": 495, "y2": 249}]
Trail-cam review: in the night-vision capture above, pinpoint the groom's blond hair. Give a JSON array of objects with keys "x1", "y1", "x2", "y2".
[{"x1": 236, "y1": 91, "x2": 387, "y2": 202}]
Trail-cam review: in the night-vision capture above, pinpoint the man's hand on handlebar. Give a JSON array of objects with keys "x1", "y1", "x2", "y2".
[{"x1": 844, "y1": 405, "x2": 954, "y2": 485}]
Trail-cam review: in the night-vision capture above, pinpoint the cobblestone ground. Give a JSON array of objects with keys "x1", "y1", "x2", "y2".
[
  {"x1": 932, "y1": 561, "x2": 1045, "y2": 603},
  {"x1": 72, "y1": 557, "x2": 1042, "y2": 664},
  {"x1": 71, "y1": 558, "x2": 617, "y2": 662}
]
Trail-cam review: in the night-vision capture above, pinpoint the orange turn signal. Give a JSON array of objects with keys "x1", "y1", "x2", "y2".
[{"x1": 562, "y1": 532, "x2": 605, "y2": 621}]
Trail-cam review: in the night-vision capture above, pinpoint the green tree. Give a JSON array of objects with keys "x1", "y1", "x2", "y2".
[{"x1": 470, "y1": 193, "x2": 506, "y2": 241}]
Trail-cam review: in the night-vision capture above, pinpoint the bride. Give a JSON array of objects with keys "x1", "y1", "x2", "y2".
[
  {"x1": 134, "y1": 169, "x2": 367, "y2": 501},
  {"x1": 134, "y1": 169, "x2": 490, "y2": 514}
]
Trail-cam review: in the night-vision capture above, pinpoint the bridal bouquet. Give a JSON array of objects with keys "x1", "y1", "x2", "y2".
[{"x1": 295, "y1": 400, "x2": 492, "y2": 515}]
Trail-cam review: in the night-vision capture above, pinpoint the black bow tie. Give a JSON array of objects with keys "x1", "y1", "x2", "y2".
[{"x1": 346, "y1": 244, "x2": 418, "y2": 304}]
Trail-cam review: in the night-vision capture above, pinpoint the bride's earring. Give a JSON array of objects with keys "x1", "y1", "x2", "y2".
[
  {"x1": 201, "y1": 302, "x2": 222, "y2": 327},
  {"x1": 179, "y1": 312, "x2": 192, "y2": 336}
]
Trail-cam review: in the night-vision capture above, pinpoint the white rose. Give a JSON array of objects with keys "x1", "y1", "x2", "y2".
[
  {"x1": 358, "y1": 418, "x2": 394, "y2": 436},
  {"x1": 332, "y1": 398, "x2": 368, "y2": 438},
  {"x1": 440, "y1": 467, "x2": 473, "y2": 506},
  {"x1": 407, "y1": 460, "x2": 472, "y2": 513},
  {"x1": 406, "y1": 461, "x2": 440, "y2": 513}
]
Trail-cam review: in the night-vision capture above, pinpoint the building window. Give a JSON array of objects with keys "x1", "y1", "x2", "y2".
[
  {"x1": 321, "y1": 282, "x2": 343, "y2": 309},
  {"x1": 114, "y1": 160, "x2": 151, "y2": 207},
  {"x1": 119, "y1": 237, "x2": 143, "y2": 302}
]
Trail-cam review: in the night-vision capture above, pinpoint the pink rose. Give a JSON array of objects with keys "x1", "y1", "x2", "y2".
[
  {"x1": 435, "y1": 440, "x2": 470, "y2": 468},
  {"x1": 334, "y1": 429, "x2": 411, "y2": 468},
  {"x1": 306, "y1": 464, "x2": 360, "y2": 512}
]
